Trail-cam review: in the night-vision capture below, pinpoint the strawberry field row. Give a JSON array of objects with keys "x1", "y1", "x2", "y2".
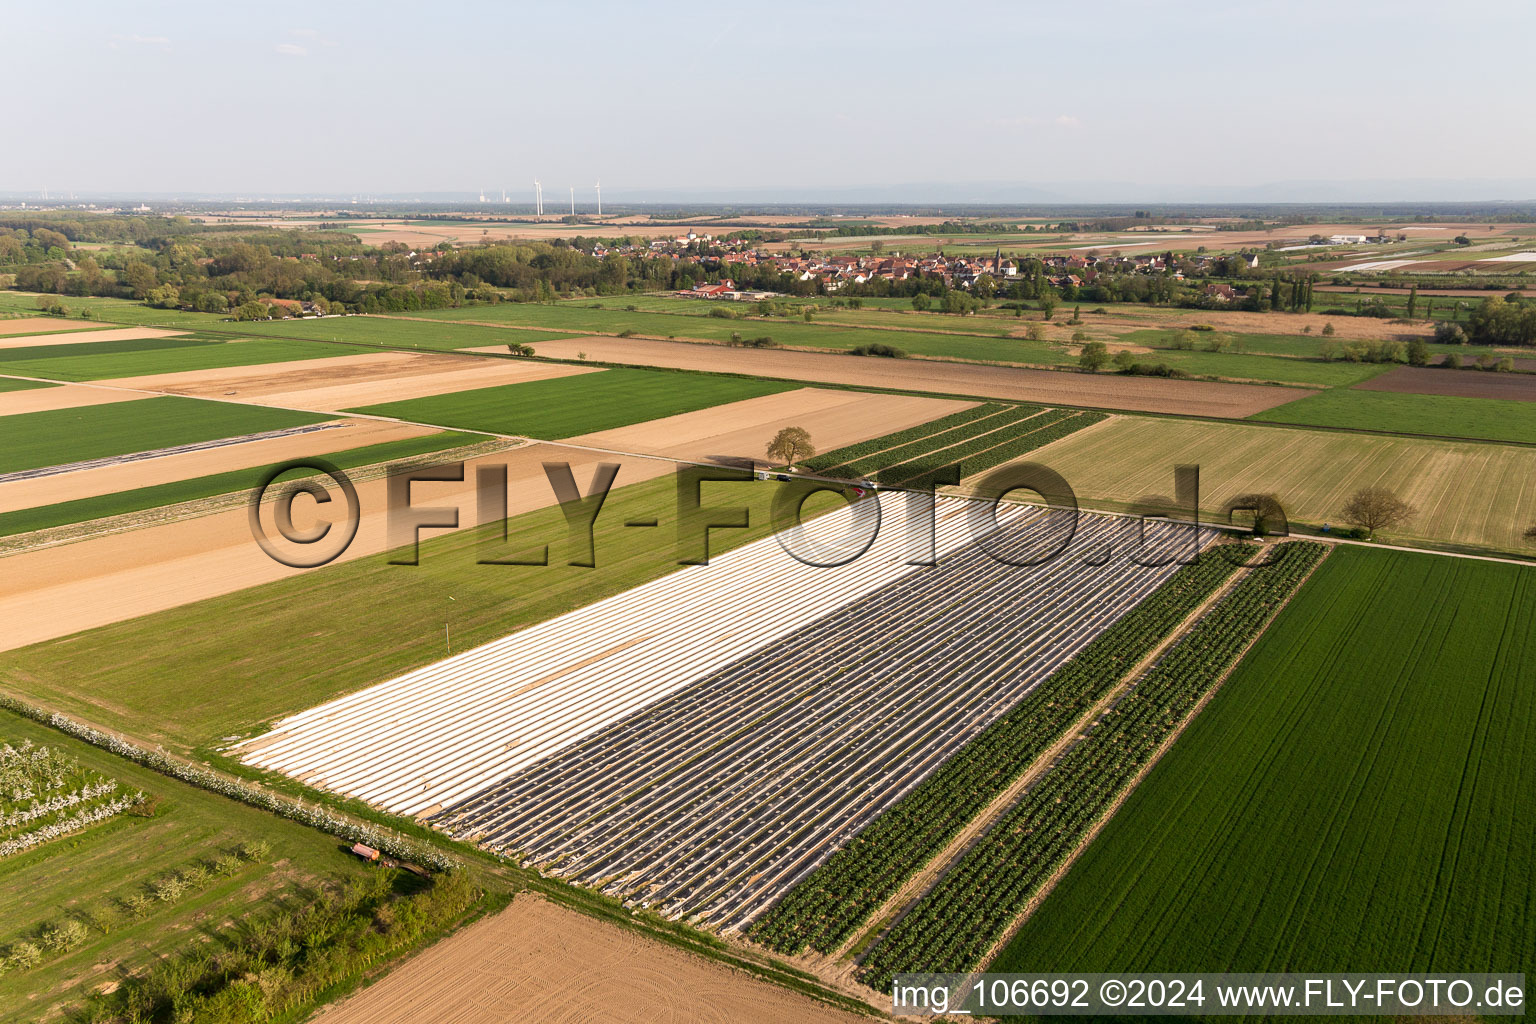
[
  {"x1": 748, "y1": 546, "x2": 1244, "y2": 955},
  {"x1": 856, "y1": 542, "x2": 1327, "y2": 989}
]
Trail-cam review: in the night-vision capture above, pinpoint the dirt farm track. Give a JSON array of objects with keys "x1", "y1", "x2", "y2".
[
  {"x1": 514, "y1": 337, "x2": 1308, "y2": 418},
  {"x1": 313, "y1": 895, "x2": 864, "y2": 1024}
]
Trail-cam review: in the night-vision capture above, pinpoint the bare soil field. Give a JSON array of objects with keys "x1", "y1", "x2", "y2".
[
  {"x1": 564, "y1": 386, "x2": 973, "y2": 464},
  {"x1": 1057, "y1": 306, "x2": 1433, "y2": 342},
  {"x1": 1316, "y1": 285, "x2": 1536, "y2": 297},
  {"x1": 791, "y1": 222, "x2": 1526, "y2": 255},
  {"x1": 0, "y1": 383, "x2": 150, "y2": 418},
  {"x1": 324, "y1": 219, "x2": 692, "y2": 248},
  {"x1": 0, "y1": 326, "x2": 184, "y2": 349},
  {"x1": 97, "y1": 351, "x2": 596, "y2": 411},
  {"x1": 0, "y1": 418, "x2": 436, "y2": 513},
  {"x1": 522, "y1": 336, "x2": 1310, "y2": 418},
  {"x1": 0, "y1": 444, "x2": 675, "y2": 651},
  {"x1": 0, "y1": 319, "x2": 103, "y2": 337},
  {"x1": 1354, "y1": 365, "x2": 1536, "y2": 401},
  {"x1": 313, "y1": 895, "x2": 864, "y2": 1024}
]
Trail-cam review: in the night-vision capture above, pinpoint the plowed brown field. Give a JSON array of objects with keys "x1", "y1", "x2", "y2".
[
  {"x1": 565, "y1": 386, "x2": 972, "y2": 464},
  {"x1": 0, "y1": 383, "x2": 150, "y2": 417},
  {"x1": 97, "y1": 351, "x2": 597, "y2": 411},
  {"x1": 0, "y1": 319, "x2": 104, "y2": 337},
  {"x1": 515, "y1": 337, "x2": 1308, "y2": 418},
  {"x1": 1354, "y1": 365, "x2": 1536, "y2": 401},
  {"x1": 0, "y1": 445, "x2": 673, "y2": 652},
  {"x1": 313, "y1": 895, "x2": 864, "y2": 1024},
  {"x1": 0, "y1": 326, "x2": 184, "y2": 349}
]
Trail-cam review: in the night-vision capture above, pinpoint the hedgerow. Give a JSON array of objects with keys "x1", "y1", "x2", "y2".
[{"x1": 0, "y1": 697, "x2": 453, "y2": 870}]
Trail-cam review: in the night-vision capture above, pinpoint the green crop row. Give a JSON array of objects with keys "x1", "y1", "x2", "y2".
[
  {"x1": 801, "y1": 404, "x2": 1014, "y2": 474},
  {"x1": 857, "y1": 542, "x2": 1327, "y2": 988},
  {"x1": 878, "y1": 410, "x2": 1108, "y2": 487},
  {"x1": 845, "y1": 406, "x2": 1055, "y2": 479},
  {"x1": 748, "y1": 548, "x2": 1244, "y2": 956}
]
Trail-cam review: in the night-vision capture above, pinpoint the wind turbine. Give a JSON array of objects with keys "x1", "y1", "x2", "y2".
[
  {"x1": 533, "y1": 180, "x2": 543, "y2": 218},
  {"x1": 569, "y1": 185, "x2": 575, "y2": 216},
  {"x1": 594, "y1": 180, "x2": 601, "y2": 217}
]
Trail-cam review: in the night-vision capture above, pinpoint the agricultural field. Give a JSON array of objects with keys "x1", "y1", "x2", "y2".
[
  {"x1": 517, "y1": 336, "x2": 1307, "y2": 418},
  {"x1": 103, "y1": 349, "x2": 599, "y2": 411},
  {"x1": 313, "y1": 894, "x2": 865, "y2": 1024},
  {"x1": 0, "y1": 325, "x2": 175, "y2": 349},
  {"x1": 993, "y1": 546, "x2": 1535, "y2": 981},
  {"x1": 563, "y1": 387, "x2": 969, "y2": 466},
  {"x1": 0, "y1": 378, "x2": 52, "y2": 394},
  {"x1": 0, "y1": 334, "x2": 365, "y2": 381},
  {"x1": 349, "y1": 366, "x2": 797, "y2": 438},
  {"x1": 859, "y1": 542, "x2": 1327, "y2": 987},
  {"x1": 0, "y1": 395, "x2": 329, "y2": 476},
  {"x1": 0, "y1": 293, "x2": 228, "y2": 329},
  {"x1": 0, "y1": 710, "x2": 391, "y2": 1023},
  {"x1": 1255, "y1": 387, "x2": 1536, "y2": 444},
  {"x1": 0, "y1": 428, "x2": 482, "y2": 537},
  {"x1": 1355, "y1": 364, "x2": 1536, "y2": 401},
  {"x1": 408, "y1": 302, "x2": 1079, "y2": 366},
  {"x1": 0, "y1": 471, "x2": 822, "y2": 746},
  {"x1": 245, "y1": 500, "x2": 1205, "y2": 930},
  {"x1": 752, "y1": 550, "x2": 1246, "y2": 956},
  {"x1": 1000, "y1": 415, "x2": 1536, "y2": 553},
  {"x1": 230, "y1": 314, "x2": 583, "y2": 352},
  {"x1": 804, "y1": 401, "x2": 1105, "y2": 485}
]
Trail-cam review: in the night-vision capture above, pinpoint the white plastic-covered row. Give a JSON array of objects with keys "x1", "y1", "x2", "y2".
[{"x1": 236, "y1": 492, "x2": 1017, "y2": 817}]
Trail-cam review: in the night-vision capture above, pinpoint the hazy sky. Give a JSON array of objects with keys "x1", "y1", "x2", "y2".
[{"x1": 5, "y1": 0, "x2": 1534, "y2": 199}]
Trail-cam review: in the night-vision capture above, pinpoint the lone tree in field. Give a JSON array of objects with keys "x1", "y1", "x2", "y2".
[
  {"x1": 1228, "y1": 492, "x2": 1288, "y2": 537},
  {"x1": 1524, "y1": 525, "x2": 1536, "y2": 545},
  {"x1": 1341, "y1": 487, "x2": 1417, "y2": 540},
  {"x1": 1077, "y1": 341, "x2": 1110, "y2": 373},
  {"x1": 767, "y1": 426, "x2": 815, "y2": 469}
]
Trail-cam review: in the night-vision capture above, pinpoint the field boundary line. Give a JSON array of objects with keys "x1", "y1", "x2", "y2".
[
  {"x1": 829, "y1": 549, "x2": 1246, "y2": 966},
  {"x1": 966, "y1": 544, "x2": 1333, "y2": 973}
]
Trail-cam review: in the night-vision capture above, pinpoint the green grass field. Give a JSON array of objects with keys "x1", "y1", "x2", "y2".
[
  {"x1": 0, "y1": 474, "x2": 828, "y2": 749},
  {"x1": 350, "y1": 366, "x2": 795, "y2": 438},
  {"x1": 1006, "y1": 415, "x2": 1536, "y2": 553},
  {"x1": 0, "y1": 293, "x2": 229, "y2": 329},
  {"x1": 1254, "y1": 387, "x2": 1536, "y2": 444},
  {"x1": 0, "y1": 710, "x2": 376, "y2": 1023},
  {"x1": 0, "y1": 378, "x2": 55, "y2": 394},
  {"x1": 0, "y1": 430, "x2": 483, "y2": 537},
  {"x1": 993, "y1": 546, "x2": 1535, "y2": 979},
  {"x1": 0, "y1": 336, "x2": 363, "y2": 382},
  {"x1": 0, "y1": 396, "x2": 330, "y2": 475},
  {"x1": 1119, "y1": 327, "x2": 1499, "y2": 362},
  {"x1": 228, "y1": 315, "x2": 581, "y2": 351}
]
